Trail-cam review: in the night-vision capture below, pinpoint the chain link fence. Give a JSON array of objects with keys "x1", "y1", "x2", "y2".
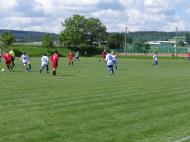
[{"x1": 115, "y1": 44, "x2": 189, "y2": 56}]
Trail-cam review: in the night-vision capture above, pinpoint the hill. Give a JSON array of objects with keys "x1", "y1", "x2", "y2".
[
  {"x1": 126, "y1": 31, "x2": 190, "y2": 41},
  {"x1": 1, "y1": 30, "x2": 190, "y2": 43},
  {"x1": 0, "y1": 30, "x2": 59, "y2": 42}
]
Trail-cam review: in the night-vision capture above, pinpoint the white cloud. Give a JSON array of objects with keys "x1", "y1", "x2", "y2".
[
  {"x1": 3, "y1": 17, "x2": 48, "y2": 25},
  {"x1": 22, "y1": 23, "x2": 62, "y2": 33},
  {"x1": 63, "y1": 0, "x2": 101, "y2": 6},
  {"x1": 186, "y1": 8, "x2": 190, "y2": 14},
  {"x1": 163, "y1": 20, "x2": 186, "y2": 31},
  {"x1": 92, "y1": 9, "x2": 121, "y2": 18},
  {"x1": 32, "y1": 0, "x2": 104, "y2": 15},
  {"x1": 0, "y1": 0, "x2": 17, "y2": 11},
  {"x1": 144, "y1": 0, "x2": 153, "y2": 6},
  {"x1": 115, "y1": 0, "x2": 188, "y2": 32},
  {"x1": 32, "y1": 0, "x2": 55, "y2": 14},
  {"x1": 4, "y1": 17, "x2": 33, "y2": 25},
  {"x1": 119, "y1": 0, "x2": 139, "y2": 8},
  {"x1": 0, "y1": 0, "x2": 189, "y2": 33},
  {"x1": 1, "y1": 16, "x2": 62, "y2": 33}
]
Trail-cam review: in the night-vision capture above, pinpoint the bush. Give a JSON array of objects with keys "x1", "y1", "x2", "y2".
[{"x1": 0, "y1": 45, "x2": 70, "y2": 57}]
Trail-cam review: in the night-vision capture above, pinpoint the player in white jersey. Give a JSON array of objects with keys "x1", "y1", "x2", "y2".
[
  {"x1": 21, "y1": 52, "x2": 32, "y2": 71},
  {"x1": 153, "y1": 52, "x2": 158, "y2": 66},
  {"x1": 111, "y1": 51, "x2": 117, "y2": 70},
  {"x1": 105, "y1": 51, "x2": 114, "y2": 76},
  {"x1": 40, "y1": 53, "x2": 49, "y2": 73},
  {"x1": 75, "y1": 51, "x2": 79, "y2": 62}
]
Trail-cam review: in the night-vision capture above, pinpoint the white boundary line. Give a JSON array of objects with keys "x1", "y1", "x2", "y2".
[{"x1": 174, "y1": 136, "x2": 190, "y2": 142}]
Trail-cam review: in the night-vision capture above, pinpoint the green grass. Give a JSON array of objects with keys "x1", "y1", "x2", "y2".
[{"x1": 1, "y1": 57, "x2": 190, "y2": 142}]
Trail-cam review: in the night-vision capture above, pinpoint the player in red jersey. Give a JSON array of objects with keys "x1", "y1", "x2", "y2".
[
  {"x1": 102, "y1": 49, "x2": 107, "y2": 60},
  {"x1": 68, "y1": 51, "x2": 74, "y2": 66},
  {"x1": 50, "y1": 50, "x2": 59, "y2": 75},
  {"x1": 188, "y1": 52, "x2": 190, "y2": 62},
  {"x1": 99, "y1": 49, "x2": 107, "y2": 63},
  {"x1": 2, "y1": 51, "x2": 13, "y2": 71}
]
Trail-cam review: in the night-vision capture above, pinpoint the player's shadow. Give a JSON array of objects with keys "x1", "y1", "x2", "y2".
[
  {"x1": 12, "y1": 70, "x2": 23, "y2": 72},
  {"x1": 57, "y1": 74, "x2": 76, "y2": 77}
]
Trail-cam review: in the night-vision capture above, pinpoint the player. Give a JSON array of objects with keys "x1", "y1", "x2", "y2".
[
  {"x1": 111, "y1": 51, "x2": 117, "y2": 70},
  {"x1": 9, "y1": 48, "x2": 15, "y2": 67},
  {"x1": 21, "y1": 52, "x2": 32, "y2": 72},
  {"x1": 105, "y1": 51, "x2": 114, "y2": 76},
  {"x1": 153, "y1": 52, "x2": 158, "y2": 66},
  {"x1": 40, "y1": 53, "x2": 49, "y2": 74},
  {"x1": 100, "y1": 49, "x2": 107, "y2": 62},
  {"x1": 99, "y1": 49, "x2": 107, "y2": 63},
  {"x1": 187, "y1": 52, "x2": 190, "y2": 62},
  {"x1": 0, "y1": 48, "x2": 2, "y2": 62},
  {"x1": 68, "y1": 51, "x2": 74, "y2": 65},
  {"x1": 75, "y1": 51, "x2": 79, "y2": 62},
  {"x1": 2, "y1": 51, "x2": 13, "y2": 71},
  {"x1": 50, "y1": 50, "x2": 59, "y2": 76}
]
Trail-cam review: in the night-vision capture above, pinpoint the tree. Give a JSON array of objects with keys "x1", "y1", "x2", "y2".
[
  {"x1": 178, "y1": 41, "x2": 185, "y2": 47},
  {"x1": 126, "y1": 37, "x2": 133, "y2": 44},
  {"x1": 59, "y1": 15, "x2": 107, "y2": 50},
  {"x1": 185, "y1": 33, "x2": 190, "y2": 45},
  {"x1": 132, "y1": 40, "x2": 150, "y2": 53},
  {"x1": 132, "y1": 41, "x2": 142, "y2": 52},
  {"x1": 144, "y1": 43, "x2": 150, "y2": 50},
  {"x1": 85, "y1": 18, "x2": 107, "y2": 48},
  {"x1": 108, "y1": 33, "x2": 124, "y2": 49},
  {"x1": 0, "y1": 32, "x2": 16, "y2": 48},
  {"x1": 42, "y1": 34, "x2": 54, "y2": 48},
  {"x1": 59, "y1": 15, "x2": 87, "y2": 49}
]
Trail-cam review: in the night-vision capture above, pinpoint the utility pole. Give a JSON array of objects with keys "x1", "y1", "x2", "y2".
[
  {"x1": 125, "y1": 27, "x2": 127, "y2": 55},
  {"x1": 175, "y1": 27, "x2": 178, "y2": 57}
]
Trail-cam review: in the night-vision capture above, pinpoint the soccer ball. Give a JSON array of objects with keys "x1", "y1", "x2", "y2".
[{"x1": 1, "y1": 69, "x2": 5, "y2": 72}]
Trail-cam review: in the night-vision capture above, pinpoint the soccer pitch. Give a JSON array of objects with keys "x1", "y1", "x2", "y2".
[{"x1": 1, "y1": 57, "x2": 190, "y2": 142}]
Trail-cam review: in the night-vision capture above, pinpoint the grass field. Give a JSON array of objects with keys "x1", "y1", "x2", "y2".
[{"x1": 1, "y1": 57, "x2": 190, "y2": 142}]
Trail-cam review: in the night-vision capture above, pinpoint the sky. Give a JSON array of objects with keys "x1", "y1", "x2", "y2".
[{"x1": 0, "y1": 0, "x2": 190, "y2": 33}]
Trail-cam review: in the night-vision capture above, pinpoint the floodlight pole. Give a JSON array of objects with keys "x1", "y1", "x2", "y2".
[
  {"x1": 175, "y1": 27, "x2": 178, "y2": 57},
  {"x1": 125, "y1": 27, "x2": 127, "y2": 55}
]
